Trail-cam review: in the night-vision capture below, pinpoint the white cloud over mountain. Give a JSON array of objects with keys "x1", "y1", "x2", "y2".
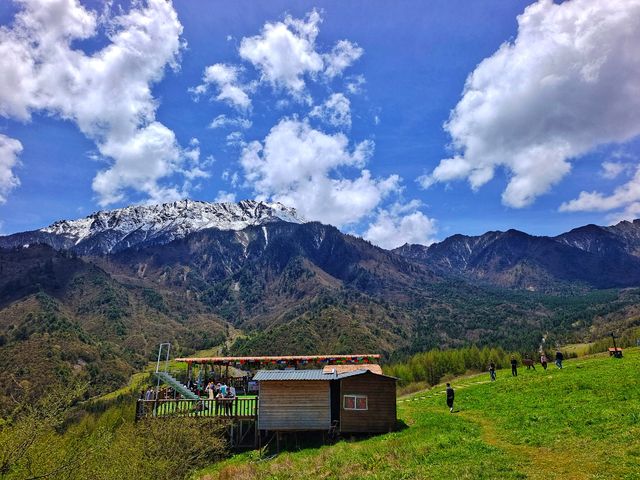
[
  {"x1": 240, "y1": 118, "x2": 398, "y2": 227},
  {"x1": 560, "y1": 166, "x2": 640, "y2": 220},
  {"x1": 0, "y1": 134, "x2": 22, "y2": 204},
  {"x1": 364, "y1": 201, "x2": 437, "y2": 249},
  {"x1": 421, "y1": 0, "x2": 640, "y2": 209},
  {"x1": 220, "y1": 10, "x2": 436, "y2": 246},
  {"x1": 0, "y1": 0, "x2": 197, "y2": 206}
]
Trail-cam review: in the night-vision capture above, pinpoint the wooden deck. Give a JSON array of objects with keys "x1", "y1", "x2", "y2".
[{"x1": 135, "y1": 396, "x2": 258, "y2": 421}]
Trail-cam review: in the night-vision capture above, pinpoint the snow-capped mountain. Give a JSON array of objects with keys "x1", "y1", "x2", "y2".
[{"x1": 0, "y1": 200, "x2": 305, "y2": 255}]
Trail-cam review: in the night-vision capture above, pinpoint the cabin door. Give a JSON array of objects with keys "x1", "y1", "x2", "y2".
[{"x1": 330, "y1": 380, "x2": 340, "y2": 424}]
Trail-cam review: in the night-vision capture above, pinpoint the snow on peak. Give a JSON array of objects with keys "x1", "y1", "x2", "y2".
[{"x1": 39, "y1": 199, "x2": 304, "y2": 252}]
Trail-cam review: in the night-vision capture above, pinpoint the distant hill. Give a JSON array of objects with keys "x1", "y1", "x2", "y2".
[
  {"x1": 394, "y1": 220, "x2": 640, "y2": 291},
  {"x1": 0, "y1": 244, "x2": 227, "y2": 411}
]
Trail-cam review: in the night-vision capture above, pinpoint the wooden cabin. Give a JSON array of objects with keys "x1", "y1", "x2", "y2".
[
  {"x1": 338, "y1": 370, "x2": 396, "y2": 433},
  {"x1": 254, "y1": 368, "x2": 396, "y2": 434}
]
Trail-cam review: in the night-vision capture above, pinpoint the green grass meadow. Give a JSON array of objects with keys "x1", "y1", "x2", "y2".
[{"x1": 197, "y1": 348, "x2": 640, "y2": 480}]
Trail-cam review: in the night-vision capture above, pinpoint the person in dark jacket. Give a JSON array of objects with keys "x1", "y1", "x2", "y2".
[
  {"x1": 555, "y1": 350, "x2": 564, "y2": 369},
  {"x1": 446, "y1": 383, "x2": 455, "y2": 413},
  {"x1": 511, "y1": 356, "x2": 518, "y2": 377},
  {"x1": 489, "y1": 361, "x2": 496, "y2": 381}
]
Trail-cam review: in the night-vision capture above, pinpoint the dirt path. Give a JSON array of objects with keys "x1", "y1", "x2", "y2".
[{"x1": 463, "y1": 412, "x2": 603, "y2": 480}]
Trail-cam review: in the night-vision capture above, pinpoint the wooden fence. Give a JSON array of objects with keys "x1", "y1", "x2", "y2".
[{"x1": 135, "y1": 397, "x2": 258, "y2": 421}]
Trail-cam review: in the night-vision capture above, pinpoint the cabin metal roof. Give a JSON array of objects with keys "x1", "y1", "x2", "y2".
[{"x1": 253, "y1": 369, "x2": 336, "y2": 381}]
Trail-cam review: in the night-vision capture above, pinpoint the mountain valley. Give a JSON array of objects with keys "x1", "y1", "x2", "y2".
[{"x1": 2, "y1": 200, "x2": 640, "y2": 410}]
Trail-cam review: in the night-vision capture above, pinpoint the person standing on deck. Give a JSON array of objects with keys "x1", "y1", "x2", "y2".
[
  {"x1": 215, "y1": 390, "x2": 224, "y2": 416},
  {"x1": 225, "y1": 385, "x2": 236, "y2": 416},
  {"x1": 489, "y1": 361, "x2": 496, "y2": 381},
  {"x1": 446, "y1": 383, "x2": 455, "y2": 413},
  {"x1": 555, "y1": 350, "x2": 564, "y2": 369},
  {"x1": 145, "y1": 387, "x2": 154, "y2": 401},
  {"x1": 205, "y1": 381, "x2": 215, "y2": 399},
  {"x1": 511, "y1": 356, "x2": 518, "y2": 377}
]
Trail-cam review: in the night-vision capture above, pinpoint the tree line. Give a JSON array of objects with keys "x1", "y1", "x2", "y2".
[{"x1": 384, "y1": 345, "x2": 528, "y2": 386}]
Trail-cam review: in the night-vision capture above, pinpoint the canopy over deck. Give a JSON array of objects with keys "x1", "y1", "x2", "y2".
[{"x1": 174, "y1": 354, "x2": 381, "y2": 367}]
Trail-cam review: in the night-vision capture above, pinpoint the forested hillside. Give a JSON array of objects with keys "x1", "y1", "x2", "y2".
[{"x1": 2, "y1": 202, "x2": 640, "y2": 410}]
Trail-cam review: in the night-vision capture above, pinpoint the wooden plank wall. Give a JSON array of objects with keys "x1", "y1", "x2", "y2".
[
  {"x1": 340, "y1": 374, "x2": 396, "y2": 433},
  {"x1": 258, "y1": 380, "x2": 330, "y2": 431}
]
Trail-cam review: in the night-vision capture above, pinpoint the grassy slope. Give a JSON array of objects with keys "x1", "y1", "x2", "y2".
[{"x1": 198, "y1": 348, "x2": 640, "y2": 480}]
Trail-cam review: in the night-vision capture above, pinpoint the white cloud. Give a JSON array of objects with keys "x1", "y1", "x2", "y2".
[
  {"x1": 0, "y1": 134, "x2": 22, "y2": 204},
  {"x1": 239, "y1": 10, "x2": 324, "y2": 97},
  {"x1": 214, "y1": 190, "x2": 237, "y2": 203},
  {"x1": 422, "y1": 0, "x2": 640, "y2": 208},
  {"x1": 184, "y1": 137, "x2": 200, "y2": 162},
  {"x1": 209, "y1": 114, "x2": 252, "y2": 129},
  {"x1": 222, "y1": 169, "x2": 240, "y2": 187},
  {"x1": 345, "y1": 75, "x2": 365, "y2": 95},
  {"x1": 237, "y1": 10, "x2": 363, "y2": 99},
  {"x1": 226, "y1": 131, "x2": 245, "y2": 147},
  {"x1": 323, "y1": 40, "x2": 363, "y2": 79},
  {"x1": 560, "y1": 165, "x2": 640, "y2": 215},
  {"x1": 309, "y1": 93, "x2": 351, "y2": 128},
  {"x1": 0, "y1": 0, "x2": 202, "y2": 206},
  {"x1": 364, "y1": 201, "x2": 437, "y2": 249},
  {"x1": 191, "y1": 63, "x2": 251, "y2": 110},
  {"x1": 239, "y1": 118, "x2": 399, "y2": 227},
  {"x1": 181, "y1": 139, "x2": 211, "y2": 182},
  {"x1": 600, "y1": 161, "x2": 630, "y2": 180}
]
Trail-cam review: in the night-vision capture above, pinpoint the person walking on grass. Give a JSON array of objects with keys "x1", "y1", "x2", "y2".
[
  {"x1": 511, "y1": 356, "x2": 518, "y2": 377},
  {"x1": 540, "y1": 353, "x2": 548, "y2": 370},
  {"x1": 555, "y1": 350, "x2": 564, "y2": 369},
  {"x1": 446, "y1": 383, "x2": 455, "y2": 413},
  {"x1": 489, "y1": 361, "x2": 496, "y2": 381}
]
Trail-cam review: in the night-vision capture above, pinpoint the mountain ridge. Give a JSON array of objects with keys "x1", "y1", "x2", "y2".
[
  {"x1": 3, "y1": 201, "x2": 640, "y2": 410},
  {"x1": 0, "y1": 199, "x2": 304, "y2": 255},
  {"x1": 393, "y1": 219, "x2": 640, "y2": 291}
]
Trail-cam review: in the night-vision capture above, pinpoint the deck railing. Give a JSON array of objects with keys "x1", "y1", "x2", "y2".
[{"x1": 135, "y1": 397, "x2": 258, "y2": 420}]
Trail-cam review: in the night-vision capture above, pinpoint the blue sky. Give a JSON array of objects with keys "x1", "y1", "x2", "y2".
[{"x1": 0, "y1": 0, "x2": 639, "y2": 247}]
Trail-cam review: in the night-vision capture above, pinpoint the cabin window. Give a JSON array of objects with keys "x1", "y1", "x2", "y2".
[{"x1": 343, "y1": 394, "x2": 368, "y2": 410}]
